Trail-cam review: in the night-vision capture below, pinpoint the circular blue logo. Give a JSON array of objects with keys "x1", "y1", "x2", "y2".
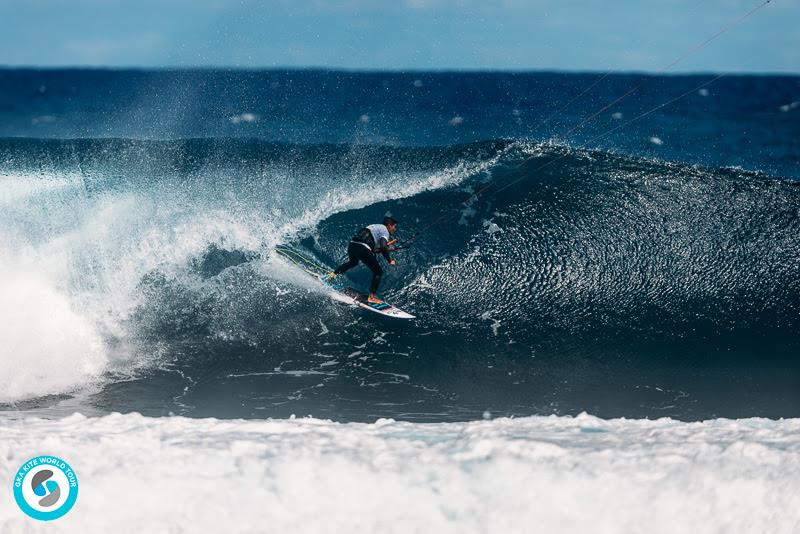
[{"x1": 13, "y1": 455, "x2": 78, "y2": 521}]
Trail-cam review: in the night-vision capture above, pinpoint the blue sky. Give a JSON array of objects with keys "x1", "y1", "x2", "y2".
[{"x1": 1, "y1": 0, "x2": 797, "y2": 72}]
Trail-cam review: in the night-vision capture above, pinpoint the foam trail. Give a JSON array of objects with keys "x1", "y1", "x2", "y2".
[{"x1": 1, "y1": 413, "x2": 798, "y2": 533}]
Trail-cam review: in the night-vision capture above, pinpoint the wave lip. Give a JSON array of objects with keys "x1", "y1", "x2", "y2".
[{"x1": 1, "y1": 412, "x2": 799, "y2": 532}]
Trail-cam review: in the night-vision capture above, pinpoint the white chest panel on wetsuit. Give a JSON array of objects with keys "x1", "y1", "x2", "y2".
[{"x1": 365, "y1": 224, "x2": 390, "y2": 251}]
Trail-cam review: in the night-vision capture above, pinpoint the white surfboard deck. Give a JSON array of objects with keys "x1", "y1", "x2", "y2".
[{"x1": 324, "y1": 279, "x2": 415, "y2": 319}]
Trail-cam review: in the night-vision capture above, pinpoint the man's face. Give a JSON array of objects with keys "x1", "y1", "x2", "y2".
[{"x1": 387, "y1": 223, "x2": 397, "y2": 235}]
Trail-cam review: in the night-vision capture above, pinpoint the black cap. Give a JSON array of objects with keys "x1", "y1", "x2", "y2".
[{"x1": 383, "y1": 216, "x2": 398, "y2": 227}]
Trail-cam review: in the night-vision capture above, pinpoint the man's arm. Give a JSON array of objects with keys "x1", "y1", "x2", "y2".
[{"x1": 377, "y1": 237, "x2": 393, "y2": 263}]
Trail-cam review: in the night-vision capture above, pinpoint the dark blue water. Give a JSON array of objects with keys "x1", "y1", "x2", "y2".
[{"x1": 1, "y1": 69, "x2": 798, "y2": 421}]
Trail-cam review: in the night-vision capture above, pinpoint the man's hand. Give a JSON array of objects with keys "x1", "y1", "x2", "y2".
[{"x1": 389, "y1": 259, "x2": 397, "y2": 266}]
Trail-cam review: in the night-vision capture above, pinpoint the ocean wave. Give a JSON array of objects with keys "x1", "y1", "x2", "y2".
[{"x1": 1, "y1": 138, "x2": 797, "y2": 420}]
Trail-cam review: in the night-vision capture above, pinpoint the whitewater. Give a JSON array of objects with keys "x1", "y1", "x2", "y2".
[{"x1": 2, "y1": 413, "x2": 799, "y2": 533}]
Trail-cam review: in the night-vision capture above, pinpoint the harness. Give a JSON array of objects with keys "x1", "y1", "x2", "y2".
[{"x1": 350, "y1": 227, "x2": 376, "y2": 252}]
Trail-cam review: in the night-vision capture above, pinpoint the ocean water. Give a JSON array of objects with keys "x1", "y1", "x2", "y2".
[{"x1": 1, "y1": 69, "x2": 799, "y2": 531}]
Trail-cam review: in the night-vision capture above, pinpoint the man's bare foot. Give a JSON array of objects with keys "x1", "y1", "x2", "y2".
[{"x1": 367, "y1": 293, "x2": 383, "y2": 304}]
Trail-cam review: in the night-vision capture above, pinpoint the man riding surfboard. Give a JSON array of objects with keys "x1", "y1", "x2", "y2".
[{"x1": 328, "y1": 216, "x2": 398, "y2": 304}]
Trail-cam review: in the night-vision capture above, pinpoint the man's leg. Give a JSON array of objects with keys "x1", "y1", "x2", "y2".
[
  {"x1": 333, "y1": 244, "x2": 360, "y2": 275},
  {"x1": 360, "y1": 251, "x2": 383, "y2": 296}
]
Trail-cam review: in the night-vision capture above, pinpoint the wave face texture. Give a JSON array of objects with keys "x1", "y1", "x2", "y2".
[{"x1": 1, "y1": 70, "x2": 798, "y2": 422}]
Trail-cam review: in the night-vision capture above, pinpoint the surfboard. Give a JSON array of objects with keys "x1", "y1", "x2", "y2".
[
  {"x1": 274, "y1": 245, "x2": 415, "y2": 320},
  {"x1": 320, "y1": 276, "x2": 415, "y2": 319}
]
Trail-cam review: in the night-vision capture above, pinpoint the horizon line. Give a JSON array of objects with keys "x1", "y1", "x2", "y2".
[{"x1": 1, "y1": 65, "x2": 798, "y2": 77}]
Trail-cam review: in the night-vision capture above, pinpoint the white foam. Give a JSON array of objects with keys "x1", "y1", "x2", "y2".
[
  {"x1": 0, "y1": 258, "x2": 106, "y2": 402},
  {"x1": 449, "y1": 115, "x2": 464, "y2": 126},
  {"x1": 779, "y1": 101, "x2": 799, "y2": 112},
  {"x1": 0, "y1": 413, "x2": 798, "y2": 533},
  {"x1": 482, "y1": 219, "x2": 503, "y2": 234},
  {"x1": 229, "y1": 112, "x2": 258, "y2": 124}
]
